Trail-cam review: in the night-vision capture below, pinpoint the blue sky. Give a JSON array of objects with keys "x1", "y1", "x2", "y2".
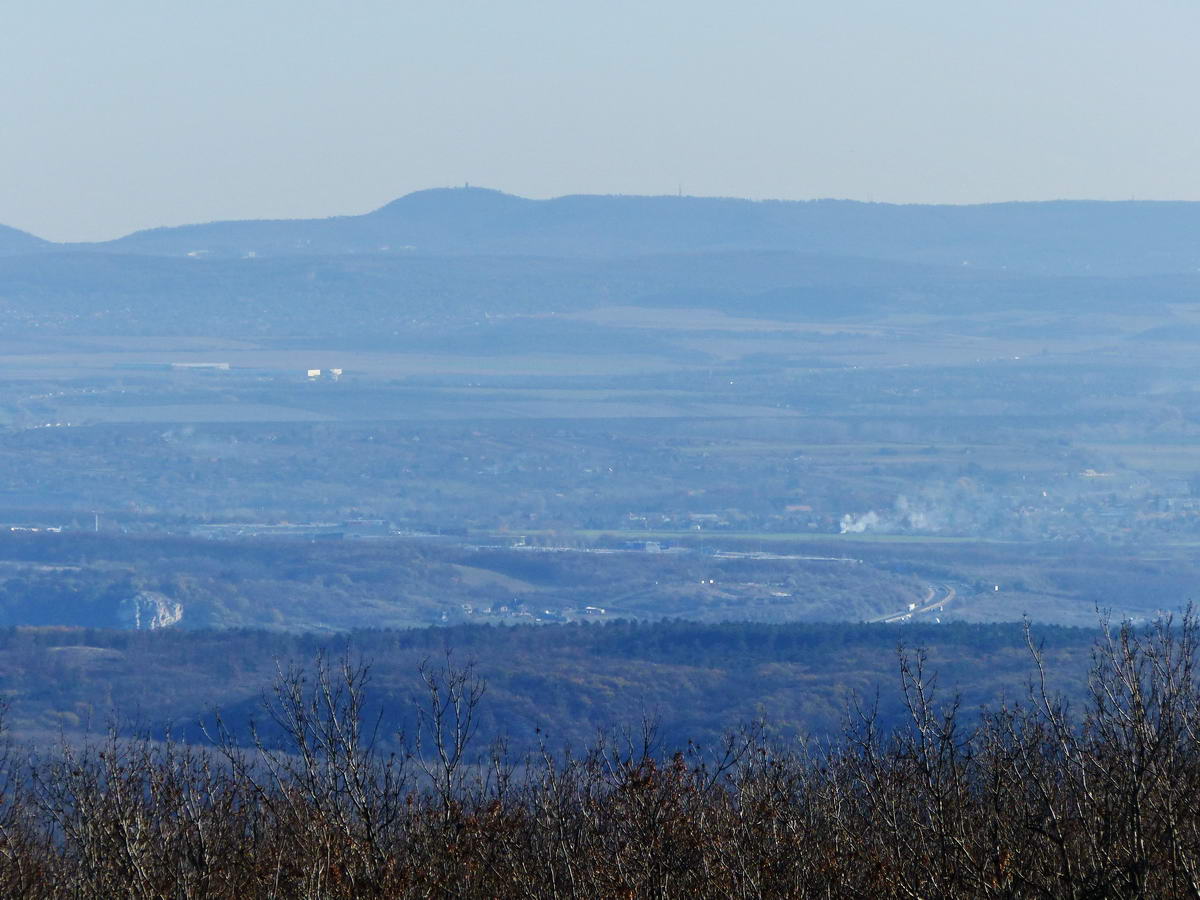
[{"x1": 3, "y1": 0, "x2": 1198, "y2": 241}]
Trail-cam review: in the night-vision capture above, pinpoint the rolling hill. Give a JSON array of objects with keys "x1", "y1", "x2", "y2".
[
  {"x1": 0, "y1": 223, "x2": 48, "y2": 256},
  {"x1": 0, "y1": 187, "x2": 1191, "y2": 276}
]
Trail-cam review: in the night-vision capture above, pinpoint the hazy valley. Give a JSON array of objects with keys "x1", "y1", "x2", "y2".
[{"x1": 0, "y1": 188, "x2": 1198, "y2": 747}]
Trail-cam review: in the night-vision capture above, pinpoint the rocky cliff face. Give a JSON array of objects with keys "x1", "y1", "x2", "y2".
[{"x1": 117, "y1": 591, "x2": 183, "y2": 630}]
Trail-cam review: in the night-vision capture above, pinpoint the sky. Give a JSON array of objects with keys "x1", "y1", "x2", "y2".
[{"x1": 3, "y1": 0, "x2": 1199, "y2": 242}]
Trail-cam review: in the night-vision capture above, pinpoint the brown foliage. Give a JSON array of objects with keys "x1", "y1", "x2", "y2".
[{"x1": 3, "y1": 616, "x2": 1200, "y2": 897}]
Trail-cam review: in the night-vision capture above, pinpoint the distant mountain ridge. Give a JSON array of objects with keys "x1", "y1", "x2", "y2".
[
  {"x1": 0, "y1": 223, "x2": 48, "y2": 256},
  {"x1": 3, "y1": 187, "x2": 1199, "y2": 276}
]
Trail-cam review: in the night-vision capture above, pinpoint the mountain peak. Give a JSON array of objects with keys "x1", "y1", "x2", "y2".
[
  {"x1": 0, "y1": 223, "x2": 49, "y2": 255},
  {"x1": 372, "y1": 186, "x2": 531, "y2": 218}
]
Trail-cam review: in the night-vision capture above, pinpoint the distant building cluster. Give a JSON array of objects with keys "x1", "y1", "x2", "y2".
[{"x1": 307, "y1": 368, "x2": 343, "y2": 381}]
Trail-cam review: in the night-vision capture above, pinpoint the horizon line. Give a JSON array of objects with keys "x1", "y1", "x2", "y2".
[{"x1": 8, "y1": 186, "x2": 1196, "y2": 247}]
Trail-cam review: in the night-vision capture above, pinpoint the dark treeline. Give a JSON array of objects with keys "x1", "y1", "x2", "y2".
[
  {"x1": 0, "y1": 619, "x2": 1095, "y2": 754},
  {"x1": 1, "y1": 616, "x2": 1199, "y2": 897}
]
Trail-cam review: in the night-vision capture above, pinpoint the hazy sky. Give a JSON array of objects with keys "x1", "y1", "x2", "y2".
[{"x1": 3, "y1": 0, "x2": 1198, "y2": 241}]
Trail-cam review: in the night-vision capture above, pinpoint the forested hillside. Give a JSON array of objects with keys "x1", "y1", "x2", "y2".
[{"x1": 0, "y1": 618, "x2": 1095, "y2": 754}]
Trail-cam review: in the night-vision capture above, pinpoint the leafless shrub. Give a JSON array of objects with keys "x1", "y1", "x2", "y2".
[{"x1": 5, "y1": 612, "x2": 1200, "y2": 896}]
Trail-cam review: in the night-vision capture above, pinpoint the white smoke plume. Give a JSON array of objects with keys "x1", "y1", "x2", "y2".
[
  {"x1": 840, "y1": 492, "x2": 957, "y2": 534},
  {"x1": 840, "y1": 510, "x2": 881, "y2": 533}
]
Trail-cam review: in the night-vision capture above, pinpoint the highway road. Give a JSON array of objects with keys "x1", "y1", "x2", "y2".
[{"x1": 869, "y1": 584, "x2": 956, "y2": 624}]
